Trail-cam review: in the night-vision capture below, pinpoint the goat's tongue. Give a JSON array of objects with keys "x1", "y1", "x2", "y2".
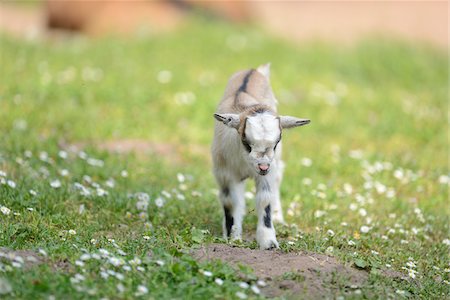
[{"x1": 259, "y1": 164, "x2": 269, "y2": 171}]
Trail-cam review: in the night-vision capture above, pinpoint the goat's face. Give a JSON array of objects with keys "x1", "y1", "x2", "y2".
[
  {"x1": 214, "y1": 111, "x2": 310, "y2": 176},
  {"x1": 242, "y1": 113, "x2": 281, "y2": 176}
]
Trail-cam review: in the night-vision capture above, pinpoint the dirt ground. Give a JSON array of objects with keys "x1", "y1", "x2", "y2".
[{"x1": 192, "y1": 243, "x2": 369, "y2": 298}]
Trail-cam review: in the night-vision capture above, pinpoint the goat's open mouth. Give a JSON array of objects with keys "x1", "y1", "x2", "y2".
[{"x1": 258, "y1": 170, "x2": 269, "y2": 176}]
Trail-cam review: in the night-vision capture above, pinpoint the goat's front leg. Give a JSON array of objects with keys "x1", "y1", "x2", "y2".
[
  {"x1": 255, "y1": 175, "x2": 279, "y2": 250},
  {"x1": 220, "y1": 181, "x2": 246, "y2": 241}
]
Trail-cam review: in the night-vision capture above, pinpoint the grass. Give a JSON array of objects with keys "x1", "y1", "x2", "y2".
[{"x1": 0, "y1": 17, "x2": 449, "y2": 299}]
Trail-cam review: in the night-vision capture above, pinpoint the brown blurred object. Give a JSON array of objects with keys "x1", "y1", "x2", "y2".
[
  {"x1": 45, "y1": 0, "x2": 184, "y2": 35},
  {"x1": 251, "y1": 1, "x2": 448, "y2": 48}
]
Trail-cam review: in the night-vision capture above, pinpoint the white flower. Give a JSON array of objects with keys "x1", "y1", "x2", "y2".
[
  {"x1": 50, "y1": 180, "x2": 61, "y2": 189},
  {"x1": 99, "y1": 249, "x2": 109, "y2": 256},
  {"x1": 238, "y1": 282, "x2": 249, "y2": 289},
  {"x1": 1, "y1": 206, "x2": 11, "y2": 215},
  {"x1": 155, "y1": 197, "x2": 165, "y2": 208},
  {"x1": 325, "y1": 246, "x2": 334, "y2": 255},
  {"x1": 129, "y1": 257, "x2": 142, "y2": 265},
  {"x1": 96, "y1": 188, "x2": 108, "y2": 197},
  {"x1": 256, "y1": 280, "x2": 267, "y2": 287},
  {"x1": 60, "y1": 169, "x2": 69, "y2": 177},
  {"x1": 358, "y1": 208, "x2": 367, "y2": 217},
  {"x1": 105, "y1": 178, "x2": 115, "y2": 188},
  {"x1": 302, "y1": 178, "x2": 312, "y2": 185},
  {"x1": 120, "y1": 170, "x2": 128, "y2": 178},
  {"x1": 348, "y1": 240, "x2": 356, "y2": 246},
  {"x1": 214, "y1": 278, "x2": 224, "y2": 286},
  {"x1": 161, "y1": 190, "x2": 171, "y2": 198},
  {"x1": 87, "y1": 158, "x2": 104, "y2": 167},
  {"x1": 327, "y1": 229, "x2": 335, "y2": 237},
  {"x1": 386, "y1": 188, "x2": 396, "y2": 198},
  {"x1": 360, "y1": 226, "x2": 370, "y2": 233},
  {"x1": 235, "y1": 291, "x2": 247, "y2": 299},
  {"x1": 109, "y1": 257, "x2": 123, "y2": 267},
  {"x1": 155, "y1": 260, "x2": 164, "y2": 266},
  {"x1": 301, "y1": 157, "x2": 312, "y2": 167},
  {"x1": 123, "y1": 265, "x2": 131, "y2": 271},
  {"x1": 7, "y1": 180, "x2": 16, "y2": 188},
  {"x1": 251, "y1": 285, "x2": 261, "y2": 294},
  {"x1": 314, "y1": 210, "x2": 326, "y2": 218},
  {"x1": 68, "y1": 229, "x2": 76, "y2": 235},
  {"x1": 438, "y1": 175, "x2": 449, "y2": 184},
  {"x1": 157, "y1": 70, "x2": 172, "y2": 84},
  {"x1": 177, "y1": 173, "x2": 185, "y2": 183},
  {"x1": 408, "y1": 269, "x2": 417, "y2": 279},
  {"x1": 39, "y1": 151, "x2": 49, "y2": 162},
  {"x1": 75, "y1": 260, "x2": 84, "y2": 267},
  {"x1": 0, "y1": 171, "x2": 6, "y2": 177},
  {"x1": 343, "y1": 183, "x2": 353, "y2": 194},
  {"x1": 143, "y1": 235, "x2": 150, "y2": 240},
  {"x1": 202, "y1": 270, "x2": 213, "y2": 277},
  {"x1": 58, "y1": 150, "x2": 68, "y2": 159},
  {"x1": 349, "y1": 149, "x2": 363, "y2": 159},
  {"x1": 135, "y1": 198, "x2": 149, "y2": 211},
  {"x1": 136, "y1": 192, "x2": 149, "y2": 202},
  {"x1": 135, "y1": 285, "x2": 148, "y2": 296},
  {"x1": 80, "y1": 253, "x2": 91, "y2": 261},
  {"x1": 349, "y1": 203, "x2": 358, "y2": 211},
  {"x1": 443, "y1": 239, "x2": 450, "y2": 246},
  {"x1": 29, "y1": 189, "x2": 37, "y2": 196},
  {"x1": 116, "y1": 283, "x2": 125, "y2": 293}
]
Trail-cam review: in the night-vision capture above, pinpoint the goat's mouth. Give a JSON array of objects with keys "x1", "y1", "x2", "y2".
[{"x1": 257, "y1": 164, "x2": 270, "y2": 176}]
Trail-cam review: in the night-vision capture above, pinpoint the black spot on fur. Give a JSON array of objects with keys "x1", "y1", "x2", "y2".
[
  {"x1": 237, "y1": 70, "x2": 254, "y2": 94},
  {"x1": 222, "y1": 186, "x2": 230, "y2": 197},
  {"x1": 224, "y1": 206, "x2": 234, "y2": 237},
  {"x1": 264, "y1": 205, "x2": 271, "y2": 228}
]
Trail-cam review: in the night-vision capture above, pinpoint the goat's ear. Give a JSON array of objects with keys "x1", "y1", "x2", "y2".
[
  {"x1": 280, "y1": 116, "x2": 310, "y2": 129},
  {"x1": 214, "y1": 113, "x2": 240, "y2": 129}
]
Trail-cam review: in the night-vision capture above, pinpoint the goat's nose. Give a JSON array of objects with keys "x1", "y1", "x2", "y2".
[{"x1": 258, "y1": 164, "x2": 270, "y2": 171}]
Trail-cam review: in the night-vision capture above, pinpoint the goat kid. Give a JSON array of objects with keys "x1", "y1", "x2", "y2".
[{"x1": 212, "y1": 64, "x2": 310, "y2": 249}]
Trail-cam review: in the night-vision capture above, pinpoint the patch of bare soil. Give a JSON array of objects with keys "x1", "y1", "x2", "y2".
[{"x1": 192, "y1": 243, "x2": 368, "y2": 299}]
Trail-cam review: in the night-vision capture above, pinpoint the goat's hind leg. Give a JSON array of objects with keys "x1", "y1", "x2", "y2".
[
  {"x1": 272, "y1": 159, "x2": 286, "y2": 224},
  {"x1": 219, "y1": 181, "x2": 245, "y2": 241}
]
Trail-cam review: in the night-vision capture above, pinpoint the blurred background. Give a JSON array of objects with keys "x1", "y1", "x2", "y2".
[
  {"x1": 0, "y1": 1, "x2": 447, "y2": 46},
  {"x1": 0, "y1": 1, "x2": 448, "y2": 169}
]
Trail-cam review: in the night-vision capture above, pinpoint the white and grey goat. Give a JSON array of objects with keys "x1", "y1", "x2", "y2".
[{"x1": 212, "y1": 64, "x2": 310, "y2": 249}]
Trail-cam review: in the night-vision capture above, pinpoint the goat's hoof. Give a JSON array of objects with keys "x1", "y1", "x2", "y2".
[
  {"x1": 257, "y1": 227, "x2": 279, "y2": 250},
  {"x1": 259, "y1": 239, "x2": 279, "y2": 250}
]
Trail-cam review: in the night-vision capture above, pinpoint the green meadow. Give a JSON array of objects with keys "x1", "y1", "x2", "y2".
[{"x1": 0, "y1": 18, "x2": 448, "y2": 299}]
